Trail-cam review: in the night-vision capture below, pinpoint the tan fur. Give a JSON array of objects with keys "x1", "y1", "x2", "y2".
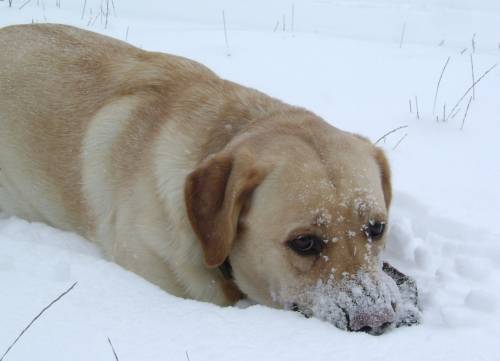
[{"x1": 0, "y1": 24, "x2": 395, "y2": 324}]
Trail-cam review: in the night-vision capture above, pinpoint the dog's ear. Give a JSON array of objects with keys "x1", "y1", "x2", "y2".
[
  {"x1": 185, "y1": 150, "x2": 266, "y2": 268},
  {"x1": 353, "y1": 133, "x2": 392, "y2": 208},
  {"x1": 373, "y1": 147, "x2": 392, "y2": 208}
]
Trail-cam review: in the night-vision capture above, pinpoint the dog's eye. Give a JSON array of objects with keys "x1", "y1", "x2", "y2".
[
  {"x1": 287, "y1": 235, "x2": 324, "y2": 256},
  {"x1": 364, "y1": 220, "x2": 386, "y2": 240}
]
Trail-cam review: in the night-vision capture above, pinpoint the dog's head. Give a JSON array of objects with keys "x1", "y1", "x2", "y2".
[{"x1": 185, "y1": 114, "x2": 399, "y2": 335}]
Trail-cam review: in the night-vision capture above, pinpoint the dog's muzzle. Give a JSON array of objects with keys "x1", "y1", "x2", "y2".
[{"x1": 289, "y1": 262, "x2": 420, "y2": 335}]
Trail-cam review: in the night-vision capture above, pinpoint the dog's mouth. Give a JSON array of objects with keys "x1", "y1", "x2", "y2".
[{"x1": 286, "y1": 262, "x2": 420, "y2": 335}]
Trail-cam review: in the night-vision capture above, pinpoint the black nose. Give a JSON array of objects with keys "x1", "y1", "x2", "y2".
[
  {"x1": 356, "y1": 321, "x2": 392, "y2": 336},
  {"x1": 348, "y1": 308, "x2": 395, "y2": 335}
]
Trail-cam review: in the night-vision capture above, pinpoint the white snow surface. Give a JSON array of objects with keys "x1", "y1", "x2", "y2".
[{"x1": 1, "y1": 1, "x2": 500, "y2": 360}]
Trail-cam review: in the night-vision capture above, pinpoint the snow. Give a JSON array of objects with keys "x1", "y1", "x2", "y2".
[{"x1": 1, "y1": 1, "x2": 499, "y2": 360}]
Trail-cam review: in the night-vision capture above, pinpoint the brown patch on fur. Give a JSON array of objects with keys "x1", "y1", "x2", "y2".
[
  {"x1": 374, "y1": 147, "x2": 392, "y2": 207},
  {"x1": 352, "y1": 133, "x2": 392, "y2": 208},
  {"x1": 185, "y1": 151, "x2": 266, "y2": 268},
  {"x1": 221, "y1": 280, "x2": 245, "y2": 303}
]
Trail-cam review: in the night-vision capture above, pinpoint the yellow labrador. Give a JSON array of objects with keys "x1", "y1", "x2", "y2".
[{"x1": 0, "y1": 24, "x2": 401, "y2": 334}]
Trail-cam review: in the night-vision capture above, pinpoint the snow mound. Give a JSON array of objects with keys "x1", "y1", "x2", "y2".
[{"x1": 1, "y1": 190, "x2": 499, "y2": 360}]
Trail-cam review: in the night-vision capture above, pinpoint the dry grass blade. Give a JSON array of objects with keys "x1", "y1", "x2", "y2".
[
  {"x1": 273, "y1": 20, "x2": 280, "y2": 32},
  {"x1": 450, "y1": 106, "x2": 461, "y2": 119},
  {"x1": 460, "y1": 96, "x2": 473, "y2": 130},
  {"x1": 374, "y1": 125, "x2": 409, "y2": 145},
  {"x1": 222, "y1": 10, "x2": 229, "y2": 49},
  {"x1": 470, "y1": 53, "x2": 476, "y2": 100},
  {"x1": 81, "y1": 0, "x2": 87, "y2": 19},
  {"x1": 392, "y1": 133, "x2": 408, "y2": 150},
  {"x1": 415, "y1": 96, "x2": 420, "y2": 119},
  {"x1": 19, "y1": 0, "x2": 32, "y2": 10},
  {"x1": 0, "y1": 282, "x2": 78, "y2": 361},
  {"x1": 399, "y1": 22, "x2": 406, "y2": 48},
  {"x1": 432, "y1": 56, "x2": 451, "y2": 115},
  {"x1": 107, "y1": 337, "x2": 120, "y2": 361},
  {"x1": 446, "y1": 63, "x2": 497, "y2": 121},
  {"x1": 105, "y1": 0, "x2": 109, "y2": 29}
]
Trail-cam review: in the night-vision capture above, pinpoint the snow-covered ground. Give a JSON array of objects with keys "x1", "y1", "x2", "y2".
[{"x1": 1, "y1": 1, "x2": 499, "y2": 360}]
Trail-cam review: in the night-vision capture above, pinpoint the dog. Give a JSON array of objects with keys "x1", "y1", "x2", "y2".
[{"x1": 0, "y1": 24, "x2": 404, "y2": 335}]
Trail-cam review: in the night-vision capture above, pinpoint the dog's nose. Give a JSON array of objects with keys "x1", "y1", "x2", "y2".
[{"x1": 348, "y1": 307, "x2": 396, "y2": 335}]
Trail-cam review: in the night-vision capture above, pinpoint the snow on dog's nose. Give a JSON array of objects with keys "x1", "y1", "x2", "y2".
[
  {"x1": 282, "y1": 264, "x2": 420, "y2": 334},
  {"x1": 304, "y1": 269, "x2": 402, "y2": 334}
]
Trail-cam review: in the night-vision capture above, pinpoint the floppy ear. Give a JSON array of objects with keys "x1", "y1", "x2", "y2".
[
  {"x1": 373, "y1": 147, "x2": 392, "y2": 208},
  {"x1": 353, "y1": 133, "x2": 392, "y2": 208},
  {"x1": 184, "y1": 151, "x2": 266, "y2": 268}
]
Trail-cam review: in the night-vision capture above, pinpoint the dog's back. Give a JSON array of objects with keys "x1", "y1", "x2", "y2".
[{"x1": 0, "y1": 24, "x2": 216, "y2": 234}]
